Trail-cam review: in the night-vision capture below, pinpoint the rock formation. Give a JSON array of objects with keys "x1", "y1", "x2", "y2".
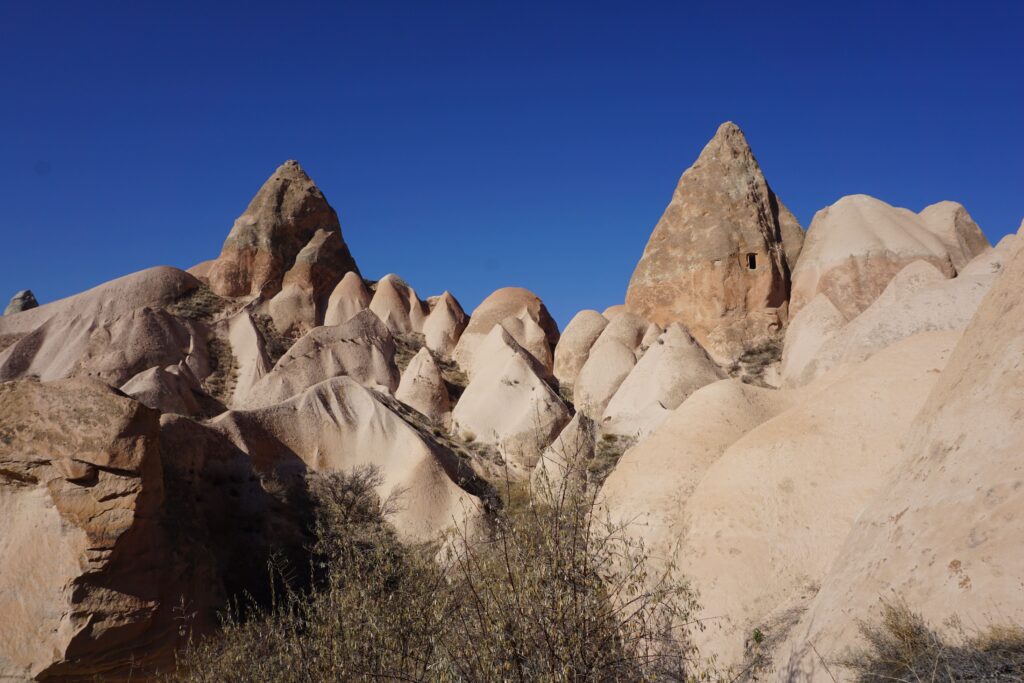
[
  {"x1": 625, "y1": 122, "x2": 804, "y2": 363},
  {"x1": 240, "y1": 309, "x2": 398, "y2": 408},
  {"x1": 531, "y1": 412, "x2": 597, "y2": 495},
  {"x1": 367, "y1": 274, "x2": 428, "y2": 335},
  {"x1": 452, "y1": 287, "x2": 559, "y2": 376},
  {"x1": 601, "y1": 324, "x2": 723, "y2": 437},
  {"x1": 0, "y1": 379, "x2": 171, "y2": 680},
  {"x1": 918, "y1": 200, "x2": 990, "y2": 271},
  {"x1": 206, "y1": 160, "x2": 358, "y2": 299},
  {"x1": 324, "y1": 271, "x2": 371, "y2": 327},
  {"x1": 450, "y1": 326, "x2": 570, "y2": 470},
  {"x1": 4, "y1": 290, "x2": 38, "y2": 315},
  {"x1": 422, "y1": 291, "x2": 468, "y2": 357},
  {"x1": 395, "y1": 347, "x2": 451, "y2": 424},
  {"x1": 777, "y1": 232, "x2": 1024, "y2": 680},
  {"x1": 552, "y1": 310, "x2": 608, "y2": 387},
  {"x1": 789, "y1": 194, "x2": 966, "y2": 319}
]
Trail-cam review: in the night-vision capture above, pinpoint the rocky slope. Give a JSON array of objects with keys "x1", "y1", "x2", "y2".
[{"x1": 1, "y1": 123, "x2": 1020, "y2": 681}]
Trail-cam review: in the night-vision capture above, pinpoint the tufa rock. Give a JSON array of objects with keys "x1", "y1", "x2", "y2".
[
  {"x1": 552, "y1": 310, "x2": 609, "y2": 387},
  {"x1": 395, "y1": 347, "x2": 451, "y2": 424},
  {"x1": 422, "y1": 291, "x2": 468, "y2": 358},
  {"x1": 452, "y1": 287, "x2": 559, "y2": 376},
  {"x1": 4, "y1": 290, "x2": 38, "y2": 315},
  {"x1": 323, "y1": 271, "x2": 371, "y2": 327},
  {"x1": 207, "y1": 160, "x2": 358, "y2": 299},
  {"x1": 625, "y1": 122, "x2": 804, "y2": 363}
]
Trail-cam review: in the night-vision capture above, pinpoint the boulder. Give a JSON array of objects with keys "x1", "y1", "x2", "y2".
[
  {"x1": 552, "y1": 309, "x2": 608, "y2": 386},
  {"x1": 601, "y1": 304, "x2": 627, "y2": 319},
  {"x1": 367, "y1": 274, "x2": 428, "y2": 335},
  {"x1": 422, "y1": 291, "x2": 468, "y2": 357},
  {"x1": 591, "y1": 310, "x2": 649, "y2": 354},
  {"x1": 776, "y1": 242, "x2": 1024, "y2": 680},
  {"x1": 789, "y1": 194, "x2": 956, "y2": 320},
  {"x1": 779, "y1": 294, "x2": 847, "y2": 385},
  {"x1": 213, "y1": 377, "x2": 486, "y2": 541},
  {"x1": 4, "y1": 290, "x2": 38, "y2": 315},
  {"x1": 0, "y1": 379, "x2": 171, "y2": 680},
  {"x1": 206, "y1": 160, "x2": 358, "y2": 299},
  {"x1": 240, "y1": 309, "x2": 399, "y2": 408},
  {"x1": 120, "y1": 365, "x2": 201, "y2": 415},
  {"x1": 918, "y1": 200, "x2": 990, "y2": 271},
  {"x1": 601, "y1": 324, "x2": 723, "y2": 437},
  {"x1": 395, "y1": 348, "x2": 451, "y2": 424},
  {"x1": 625, "y1": 122, "x2": 804, "y2": 364},
  {"x1": 324, "y1": 271, "x2": 371, "y2": 327},
  {"x1": 452, "y1": 287, "x2": 559, "y2": 375},
  {"x1": 450, "y1": 327, "x2": 570, "y2": 470},
  {"x1": 573, "y1": 340, "x2": 637, "y2": 420}
]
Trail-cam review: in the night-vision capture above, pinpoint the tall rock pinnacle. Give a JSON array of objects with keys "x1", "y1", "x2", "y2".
[
  {"x1": 207, "y1": 160, "x2": 359, "y2": 298},
  {"x1": 625, "y1": 122, "x2": 804, "y2": 363}
]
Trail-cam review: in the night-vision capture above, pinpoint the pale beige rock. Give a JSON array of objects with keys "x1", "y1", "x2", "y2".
[
  {"x1": 531, "y1": 412, "x2": 597, "y2": 495},
  {"x1": 225, "y1": 309, "x2": 272, "y2": 407},
  {"x1": 4, "y1": 290, "x2": 37, "y2": 315},
  {"x1": 918, "y1": 200, "x2": 990, "y2": 271},
  {"x1": 779, "y1": 293, "x2": 847, "y2": 385},
  {"x1": 268, "y1": 228, "x2": 355, "y2": 334},
  {"x1": 591, "y1": 310, "x2": 649, "y2": 354},
  {"x1": 625, "y1": 122, "x2": 804, "y2": 364},
  {"x1": 573, "y1": 340, "x2": 637, "y2": 419},
  {"x1": 120, "y1": 365, "x2": 200, "y2": 415},
  {"x1": 494, "y1": 313, "x2": 554, "y2": 375},
  {"x1": 601, "y1": 324, "x2": 723, "y2": 437},
  {"x1": 601, "y1": 304, "x2": 626, "y2": 319},
  {"x1": 450, "y1": 327, "x2": 570, "y2": 470},
  {"x1": 638, "y1": 322, "x2": 663, "y2": 354},
  {"x1": 324, "y1": 271, "x2": 371, "y2": 326},
  {"x1": 395, "y1": 348, "x2": 450, "y2": 424},
  {"x1": 422, "y1": 291, "x2": 468, "y2": 357},
  {"x1": 776, "y1": 244, "x2": 1024, "y2": 681},
  {"x1": 790, "y1": 194, "x2": 956, "y2": 320},
  {"x1": 794, "y1": 256, "x2": 1006, "y2": 384},
  {"x1": 0, "y1": 379, "x2": 169, "y2": 680},
  {"x1": 186, "y1": 259, "x2": 216, "y2": 282},
  {"x1": 608, "y1": 332, "x2": 956, "y2": 670},
  {"x1": 452, "y1": 287, "x2": 559, "y2": 375},
  {"x1": 368, "y1": 274, "x2": 428, "y2": 334},
  {"x1": 207, "y1": 160, "x2": 358, "y2": 299},
  {"x1": 552, "y1": 310, "x2": 609, "y2": 386},
  {"x1": 240, "y1": 309, "x2": 399, "y2": 408},
  {"x1": 213, "y1": 377, "x2": 485, "y2": 542}
]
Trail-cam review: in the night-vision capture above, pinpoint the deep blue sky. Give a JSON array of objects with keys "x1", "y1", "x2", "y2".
[{"x1": 2, "y1": 1, "x2": 1021, "y2": 327}]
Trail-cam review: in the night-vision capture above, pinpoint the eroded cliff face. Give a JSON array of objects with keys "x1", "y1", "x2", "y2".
[{"x1": 625, "y1": 122, "x2": 804, "y2": 364}]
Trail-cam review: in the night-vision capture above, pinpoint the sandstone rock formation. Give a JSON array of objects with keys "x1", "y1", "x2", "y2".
[
  {"x1": 779, "y1": 293, "x2": 848, "y2": 385},
  {"x1": 395, "y1": 347, "x2": 450, "y2": 424},
  {"x1": 918, "y1": 200, "x2": 990, "y2": 271},
  {"x1": 214, "y1": 376, "x2": 486, "y2": 541},
  {"x1": 268, "y1": 228, "x2": 356, "y2": 333},
  {"x1": 0, "y1": 379, "x2": 170, "y2": 680},
  {"x1": 4, "y1": 290, "x2": 38, "y2": 315},
  {"x1": 450, "y1": 326, "x2": 570, "y2": 470},
  {"x1": 777, "y1": 240, "x2": 1024, "y2": 680},
  {"x1": 625, "y1": 122, "x2": 804, "y2": 363},
  {"x1": 323, "y1": 271, "x2": 371, "y2": 327},
  {"x1": 206, "y1": 160, "x2": 358, "y2": 299},
  {"x1": 368, "y1": 274, "x2": 428, "y2": 334},
  {"x1": 602, "y1": 331, "x2": 958, "y2": 670},
  {"x1": 223, "y1": 309, "x2": 272, "y2": 406},
  {"x1": 452, "y1": 287, "x2": 559, "y2": 376},
  {"x1": 552, "y1": 310, "x2": 608, "y2": 387},
  {"x1": 120, "y1": 364, "x2": 201, "y2": 415},
  {"x1": 0, "y1": 268, "x2": 208, "y2": 387},
  {"x1": 422, "y1": 291, "x2": 468, "y2": 357},
  {"x1": 601, "y1": 324, "x2": 723, "y2": 437},
  {"x1": 789, "y1": 194, "x2": 962, "y2": 320},
  {"x1": 573, "y1": 339, "x2": 637, "y2": 419},
  {"x1": 240, "y1": 309, "x2": 399, "y2": 408}
]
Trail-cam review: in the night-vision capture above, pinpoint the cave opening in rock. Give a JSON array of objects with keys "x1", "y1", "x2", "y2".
[{"x1": 746, "y1": 253, "x2": 757, "y2": 270}]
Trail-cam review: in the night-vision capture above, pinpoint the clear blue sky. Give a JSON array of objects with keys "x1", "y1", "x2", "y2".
[{"x1": 2, "y1": 1, "x2": 1021, "y2": 327}]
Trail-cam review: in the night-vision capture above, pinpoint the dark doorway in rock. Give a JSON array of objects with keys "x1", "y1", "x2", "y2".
[{"x1": 746, "y1": 253, "x2": 757, "y2": 270}]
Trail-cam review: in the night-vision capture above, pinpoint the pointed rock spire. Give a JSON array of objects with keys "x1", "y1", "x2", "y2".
[
  {"x1": 625, "y1": 121, "x2": 804, "y2": 363},
  {"x1": 207, "y1": 160, "x2": 359, "y2": 298}
]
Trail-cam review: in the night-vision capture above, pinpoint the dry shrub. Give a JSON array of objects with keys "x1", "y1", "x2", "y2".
[
  {"x1": 167, "y1": 464, "x2": 702, "y2": 682},
  {"x1": 841, "y1": 598, "x2": 1024, "y2": 682}
]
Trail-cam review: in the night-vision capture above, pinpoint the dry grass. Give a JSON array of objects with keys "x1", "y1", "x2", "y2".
[
  {"x1": 167, "y1": 284, "x2": 232, "y2": 323},
  {"x1": 840, "y1": 599, "x2": 1024, "y2": 682},
  {"x1": 165, "y1": 465, "x2": 703, "y2": 682},
  {"x1": 251, "y1": 313, "x2": 299, "y2": 367},
  {"x1": 588, "y1": 433, "x2": 637, "y2": 488},
  {"x1": 394, "y1": 332, "x2": 426, "y2": 374},
  {"x1": 203, "y1": 336, "x2": 237, "y2": 405},
  {"x1": 727, "y1": 336, "x2": 783, "y2": 387}
]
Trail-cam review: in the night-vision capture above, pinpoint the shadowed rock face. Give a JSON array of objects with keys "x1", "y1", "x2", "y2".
[
  {"x1": 625, "y1": 122, "x2": 804, "y2": 363},
  {"x1": 0, "y1": 379, "x2": 170, "y2": 681},
  {"x1": 207, "y1": 160, "x2": 359, "y2": 299},
  {"x1": 4, "y1": 290, "x2": 38, "y2": 315}
]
